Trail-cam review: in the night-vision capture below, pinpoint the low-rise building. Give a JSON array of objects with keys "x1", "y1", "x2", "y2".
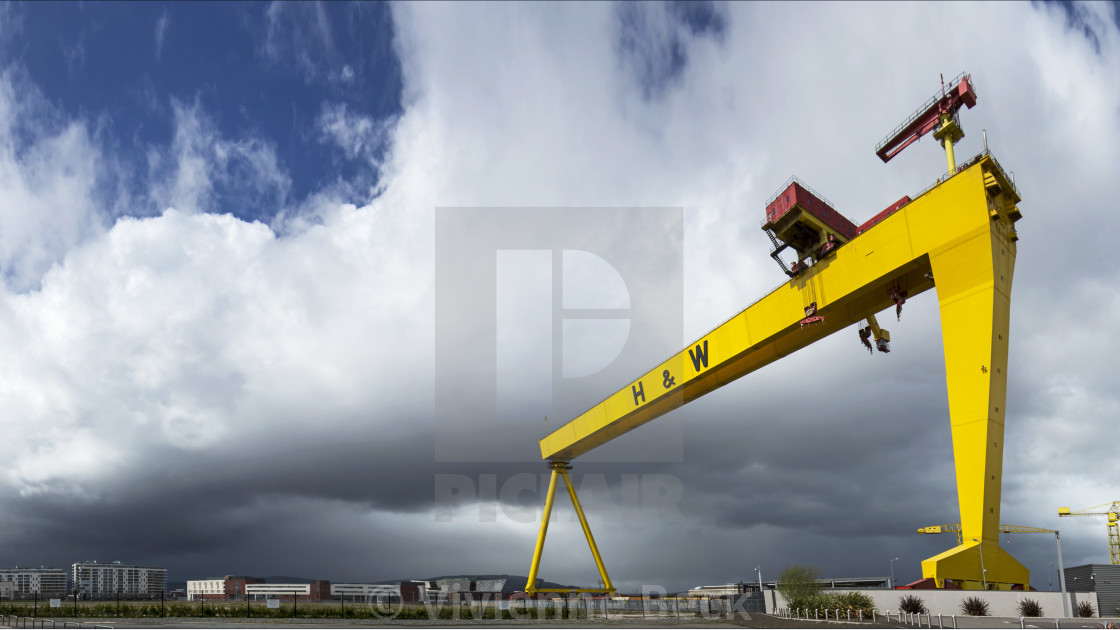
[
  {"x1": 331, "y1": 583, "x2": 400, "y2": 602},
  {"x1": 186, "y1": 578, "x2": 226, "y2": 601},
  {"x1": 224, "y1": 576, "x2": 264, "y2": 600},
  {"x1": 245, "y1": 580, "x2": 330, "y2": 601},
  {"x1": 1065, "y1": 563, "x2": 1120, "y2": 617},
  {"x1": 0, "y1": 567, "x2": 68, "y2": 597},
  {"x1": 71, "y1": 561, "x2": 167, "y2": 598}
]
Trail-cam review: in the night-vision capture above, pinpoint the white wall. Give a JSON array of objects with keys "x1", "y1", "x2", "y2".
[{"x1": 767, "y1": 588, "x2": 1103, "y2": 618}]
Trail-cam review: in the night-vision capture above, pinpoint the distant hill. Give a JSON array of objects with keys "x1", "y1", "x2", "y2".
[
  {"x1": 258, "y1": 576, "x2": 314, "y2": 584},
  {"x1": 421, "y1": 575, "x2": 578, "y2": 593}
]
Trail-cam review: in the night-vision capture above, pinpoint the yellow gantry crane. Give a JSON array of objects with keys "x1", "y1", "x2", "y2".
[
  {"x1": 1058, "y1": 503, "x2": 1120, "y2": 565},
  {"x1": 525, "y1": 73, "x2": 1027, "y2": 593}
]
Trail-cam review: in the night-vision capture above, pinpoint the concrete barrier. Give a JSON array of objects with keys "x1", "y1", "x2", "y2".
[{"x1": 767, "y1": 588, "x2": 1100, "y2": 618}]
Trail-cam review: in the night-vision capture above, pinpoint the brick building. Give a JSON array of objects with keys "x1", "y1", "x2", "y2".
[{"x1": 224, "y1": 576, "x2": 265, "y2": 599}]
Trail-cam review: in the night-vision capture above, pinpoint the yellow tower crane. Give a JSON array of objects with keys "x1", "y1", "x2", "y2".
[
  {"x1": 918, "y1": 523, "x2": 1057, "y2": 546},
  {"x1": 1058, "y1": 503, "x2": 1120, "y2": 565},
  {"x1": 524, "y1": 73, "x2": 1027, "y2": 593}
]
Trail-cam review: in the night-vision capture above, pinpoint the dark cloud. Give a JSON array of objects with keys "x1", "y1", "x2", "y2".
[{"x1": 0, "y1": 2, "x2": 1116, "y2": 596}]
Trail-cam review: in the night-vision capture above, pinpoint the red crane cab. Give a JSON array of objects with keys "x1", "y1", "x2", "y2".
[{"x1": 762, "y1": 177, "x2": 857, "y2": 275}]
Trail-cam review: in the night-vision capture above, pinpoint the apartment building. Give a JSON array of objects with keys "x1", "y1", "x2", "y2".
[
  {"x1": 0, "y1": 567, "x2": 67, "y2": 597},
  {"x1": 71, "y1": 561, "x2": 166, "y2": 598}
]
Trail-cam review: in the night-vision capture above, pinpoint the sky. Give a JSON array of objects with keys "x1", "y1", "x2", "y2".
[{"x1": 0, "y1": 0, "x2": 1118, "y2": 594}]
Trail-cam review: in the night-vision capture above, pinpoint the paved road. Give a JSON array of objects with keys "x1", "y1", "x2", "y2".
[
  {"x1": 776, "y1": 613, "x2": 1120, "y2": 629},
  {"x1": 4, "y1": 615, "x2": 1119, "y2": 629}
]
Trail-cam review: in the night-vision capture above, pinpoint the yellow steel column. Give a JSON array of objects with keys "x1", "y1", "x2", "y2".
[
  {"x1": 525, "y1": 466, "x2": 561, "y2": 595},
  {"x1": 920, "y1": 206, "x2": 1028, "y2": 589},
  {"x1": 560, "y1": 466, "x2": 615, "y2": 593},
  {"x1": 943, "y1": 135, "x2": 956, "y2": 173}
]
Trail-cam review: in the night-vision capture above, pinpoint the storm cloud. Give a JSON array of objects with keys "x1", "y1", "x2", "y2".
[{"x1": 0, "y1": 1, "x2": 1116, "y2": 593}]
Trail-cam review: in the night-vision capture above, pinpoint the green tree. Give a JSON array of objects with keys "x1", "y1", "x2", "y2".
[{"x1": 777, "y1": 565, "x2": 822, "y2": 611}]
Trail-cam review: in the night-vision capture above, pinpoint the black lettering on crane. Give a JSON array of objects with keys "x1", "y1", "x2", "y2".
[
  {"x1": 631, "y1": 381, "x2": 646, "y2": 406},
  {"x1": 688, "y1": 340, "x2": 709, "y2": 372}
]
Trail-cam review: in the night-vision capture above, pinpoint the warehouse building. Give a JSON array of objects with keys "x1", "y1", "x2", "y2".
[
  {"x1": 71, "y1": 561, "x2": 166, "y2": 598},
  {"x1": 1065, "y1": 564, "x2": 1120, "y2": 617},
  {"x1": 0, "y1": 567, "x2": 67, "y2": 597}
]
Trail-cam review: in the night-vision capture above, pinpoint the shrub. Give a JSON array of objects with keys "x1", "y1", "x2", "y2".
[
  {"x1": 1076, "y1": 600, "x2": 1095, "y2": 618},
  {"x1": 834, "y1": 592, "x2": 876, "y2": 617},
  {"x1": 960, "y1": 595, "x2": 990, "y2": 616},
  {"x1": 777, "y1": 565, "x2": 822, "y2": 611},
  {"x1": 792, "y1": 592, "x2": 875, "y2": 618},
  {"x1": 1016, "y1": 598, "x2": 1043, "y2": 617},
  {"x1": 899, "y1": 594, "x2": 927, "y2": 614}
]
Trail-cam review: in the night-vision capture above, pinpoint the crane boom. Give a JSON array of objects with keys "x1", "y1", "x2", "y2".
[
  {"x1": 539, "y1": 153, "x2": 1016, "y2": 463},
  {"x1": 1058, "y1": 502, "x2": 1120, "y2": 564},
  {"x1": 875, "y1": 73, "x2": 977, "y2": 163},
  {"x1": 918, "y1": 523, "x2": 1057, "y2": 545}
]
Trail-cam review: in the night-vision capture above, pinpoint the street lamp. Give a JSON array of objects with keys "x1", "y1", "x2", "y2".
[
  {"x1": 1055, "y1": 530, "x2": 1070, "y2": 618},
  {"x1": 970, "y1": 539, "x2": 987, "y2": 590},
  {"x1": 889, "y1": 557, "x2": 900, "y2": 589},
  {"x1": 754, "y1": 566, "x2": 763, "y2": 593}
]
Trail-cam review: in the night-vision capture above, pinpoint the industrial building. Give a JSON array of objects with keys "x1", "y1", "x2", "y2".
[
  {"x1": 0, "y1": 567, "x2": 67, "y2": 597},
  {"x1": 71, "y1": 561, "x2": 166, "y2": 598},
  {"x1": 1065, "y1": 564, "x2": 1120, "y2": 617}
]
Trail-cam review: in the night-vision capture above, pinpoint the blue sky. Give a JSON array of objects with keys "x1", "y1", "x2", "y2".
[
  {"x1": 0, "y1": 1, "x2": 1118, "y2": 595},
  {"x1": 4, "y1": 1, "x2": 400, "y2": 223}
]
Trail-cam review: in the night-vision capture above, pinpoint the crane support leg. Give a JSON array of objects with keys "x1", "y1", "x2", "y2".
[
  {"x1": 525, "y1": 465, "x2": 560, "y2": 594},
  {"x1": 524, "y1": 462, "x2": 616, "y2": 595},
  {"x1": 920, "y1": 216, "x2": 1028, "y2": 590}
]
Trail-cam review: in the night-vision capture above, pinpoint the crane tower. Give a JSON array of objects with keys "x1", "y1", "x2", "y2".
[{"x1": 524, "y1": 73, "x2": 1026, "y2": 592}]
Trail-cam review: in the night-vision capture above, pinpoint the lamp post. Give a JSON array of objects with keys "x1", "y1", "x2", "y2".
[
  {"x1": 1055, "y1": 531, "x2": 1070, "y2": 617},
  {"x1": 889, "y1": 557, "x2": 900, "y2": 589},
  {"x1": 754, "y1": 565, "x2": 763, "y2": 593},
  {"x1": 970, "y1": 539, "x2": 987, "y2": 590}
]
